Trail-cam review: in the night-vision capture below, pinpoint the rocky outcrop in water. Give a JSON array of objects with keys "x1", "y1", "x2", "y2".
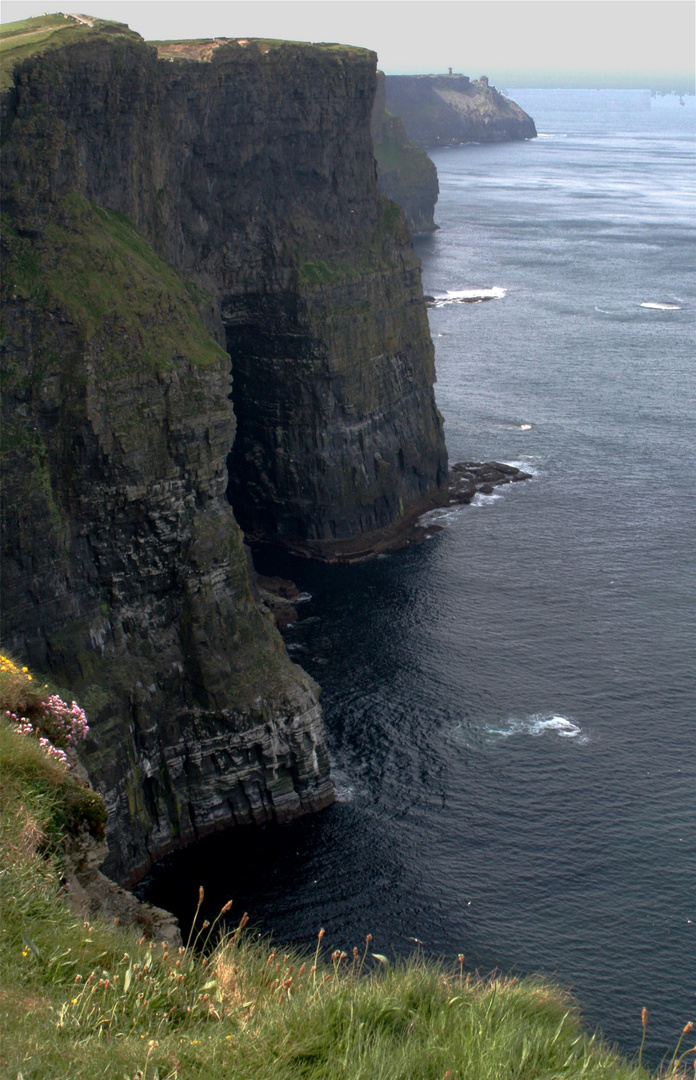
[
  {"x1": 1, "y1": 18, "x2": 447, "y2": 880},
  {"x1": 371, "y1": 72, "x2": 439, "y2": 235},
  {"x1": 385, "y1": 74, "x2": 536, "y2": 147}
]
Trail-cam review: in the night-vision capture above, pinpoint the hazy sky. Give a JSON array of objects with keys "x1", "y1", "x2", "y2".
[{"x1": 2, "y1": 1, "x2": 694, "y2": 92}]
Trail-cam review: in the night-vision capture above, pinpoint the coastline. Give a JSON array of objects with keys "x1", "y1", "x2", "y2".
[{"x1": 249, "y1": 461, "x2": 532, "y2": 563}]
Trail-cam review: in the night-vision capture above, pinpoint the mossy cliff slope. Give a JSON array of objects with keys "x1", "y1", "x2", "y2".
[
  {"x1": 372, "y1": 72, "x2": 439, "y2": 235},
  {"x1": 385, "y1": 73, "x2": 537, "y2": 147}
]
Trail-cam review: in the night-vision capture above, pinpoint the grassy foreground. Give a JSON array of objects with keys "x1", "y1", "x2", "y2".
[{"x1": 1, "y1": 661, "x2": 691, "y2": 1079}]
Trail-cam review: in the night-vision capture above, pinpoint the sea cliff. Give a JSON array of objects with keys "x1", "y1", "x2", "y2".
[
  {"x1": 385, "y1": 73, "x2": 537, "y2": 147},
  {"x1": 0, "y1": 16, "x2": 447, "y2": 881},
  {"x1": 371, "y1": 72, "x2": 439, "y2": 234}
]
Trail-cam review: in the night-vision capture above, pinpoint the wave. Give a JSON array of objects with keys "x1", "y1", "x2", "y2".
[
  {"x1": 487, "y1": 713, "x2": 588, "y2": 744},
  {"x1": 470, "y1": 491, "x2": 503, "y2": 507},
  {"x1": 417, "y1": 506, "x2": 466, "y2": 529},
  {"x1": 506, "y1": 459, "x2": 540, "y2": 477},
  {"x1": 491, "y1": 420, "x2": 534, "y2": 432},
  {"x1": 640, "y1": 301, "x2": 681, "y2": 310},
  {"x1": 430, "y1": 287, "x2": 507, "y2": 307}
]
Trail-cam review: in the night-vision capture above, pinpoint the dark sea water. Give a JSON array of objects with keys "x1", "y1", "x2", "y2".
[{"x1": 141, "y1": 92, "x2": 696, "y2": 1066}]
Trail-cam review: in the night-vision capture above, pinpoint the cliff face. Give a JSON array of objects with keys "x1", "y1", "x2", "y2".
[
  {"x1": 385, "y1": 74, "x2": 537, "y2": 148},
  {"x1": 2, "y1": 30, "x2": 447, "y2": 550},
  {"x1": 371, "y1": 72, "x2": 439, "y2": 235},
  {"x1": 1, "y1": 20, "x2": 447, "y2": 879},
  {"x1": 1, "y1": 198, "x2": 333, "y2": 882}
]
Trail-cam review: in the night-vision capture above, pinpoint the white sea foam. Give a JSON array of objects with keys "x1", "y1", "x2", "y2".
[
  {"x1": 506, "y1": 459, "x2": 540, "y2": 477},
  {"x1": 297, "y1": 591, "x2": 312, "y2": 603},
  {"x1": 491, "y1": 419, "x2": 534, "y2": 432},
  {"x1": 330, "y1": 766, "x2": 358, "y2": 803},
  {"x1": 418, "y1": 506, "x2": 466, "y2": 528},
  {"x1": 431, "y1": 287, "x2": 507, "y2": 307},
  {"x1": 487, "y1": 713, "x2": 588, "y2": 744},
  {"x1": 640, "y1": 302, "x2": 681, "y2": 310},
  {"x1": 470, "y1": 491, "x2": 503, "y2": 507}
]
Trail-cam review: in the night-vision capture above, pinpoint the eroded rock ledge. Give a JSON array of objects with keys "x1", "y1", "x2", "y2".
[{"x1": 264, "y1": 462, "x2": 532, "y2": 562}]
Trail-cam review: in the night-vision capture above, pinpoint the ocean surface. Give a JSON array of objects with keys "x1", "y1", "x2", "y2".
[{"x1": 141, "y1": 91, "x2": 696, "y2": 1065}]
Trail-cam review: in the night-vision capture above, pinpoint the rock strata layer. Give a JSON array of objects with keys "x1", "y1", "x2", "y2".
[
  {"x1": 0, "y1": 18, "x2": 447, "y2": 881},
  {"x1": 385, "y1": 74, "x2": 537, "y2": 147}
]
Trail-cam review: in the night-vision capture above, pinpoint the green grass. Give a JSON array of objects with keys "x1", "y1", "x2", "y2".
[
  {"x1": 0, "y1": 14, "x2": 140, "y2": 90},
  {"x1": 1, "y1": 663, "x2": 688, "y2": 1078},
  {"x1": 2, "y1": 193, "x2": 228, "y2": 377}
]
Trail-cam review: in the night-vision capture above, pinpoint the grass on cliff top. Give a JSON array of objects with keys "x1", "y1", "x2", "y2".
[
  {"x1": 0, "y1": 14, "x2": 140, "y2": 90},
  {"x1": 3, "y1": 192, "x2": 227, "y2": 376},
  {"x1": 1, "y1": 662, "x2": 688, "y2": 1079},
  {"x1": 153, "y1": 36, "x2": 373, "y2": 60}
]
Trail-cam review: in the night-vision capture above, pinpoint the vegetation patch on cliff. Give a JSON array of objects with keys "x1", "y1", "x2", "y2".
[
  {"x1": 298, "y1": 199, "x2": 408, "y2": 290},
  {"x1": 2, "y1": 193, "x2": 227, "y2": 377},
  {"x1": 374, "y1": 133, "x2": 433, "y2": 188},
  {"x1": 0, "y1": 14, "x2": 140, "y2": 90},
  {"x1": 0, "y1": 656, "x2": 106, "y2": 847}
]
